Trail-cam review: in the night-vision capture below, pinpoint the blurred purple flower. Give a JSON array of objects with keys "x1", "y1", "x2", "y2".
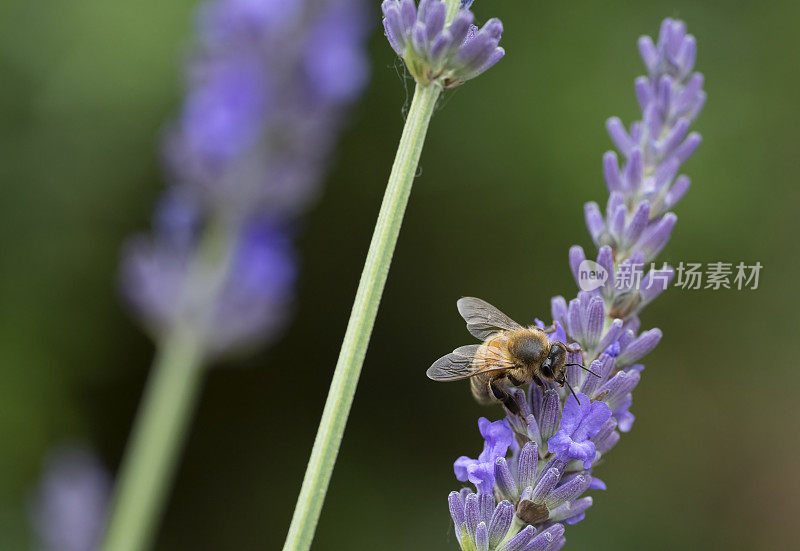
[
  {"x1": 179, "y1": 53, "x2": 270, "y2": 169},
  {"x1": 198, "y1": 0, "x2": 302, "y2": 45},
  {"x1": 212, "y1": 220, "x2": 296, "y2": 352},
  {"x1": 305, "y1": 1, "x2": 370, "y2": 103},
  {"x1": 30, "y1": 447, "x2": 110, "y2": 551},
  {"x1": 121, "y1": 0, "x2": 369, "y2": 357},
  {"x1": 164, "y1": 0, "x2": 370, "y2": 215},
  {"x1": 122, "y1": 209, "x2": 296, "y2": 355}
]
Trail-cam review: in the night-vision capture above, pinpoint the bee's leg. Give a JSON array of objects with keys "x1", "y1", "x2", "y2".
[
  {"x1": 531, "y1": 374, "x2": 544, "y2": 388},
  {"x1": 489, "y1": 376, "x2": 520, "y2": 415},
  {"x1": 507, "y1": 373, "x2": 526, "y2": 387}
]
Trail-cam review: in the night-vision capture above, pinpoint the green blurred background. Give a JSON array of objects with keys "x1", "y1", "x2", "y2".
[{"x1": 2, "y1": 0, "x2": 799, "y2": 549}]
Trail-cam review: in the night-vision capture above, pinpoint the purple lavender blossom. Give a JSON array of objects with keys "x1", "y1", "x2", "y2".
[
  {"x1": 547, "y1": 394, "x2": 611, "y2": 468},
  {"x1": 454, "y1": 417, "x2": 514, "y2": 494},
  {"x1": 381, "y1": 0, "x2": 505, "y2": 88},
  {"x1": 168, "y1": 0, "x2": 369, "y2": 215},
  {"x1": 29, "y1": 447, "x2": 111, "y2": 551},
  {"x1": 448, "y1": 489, "x2": 566, "y2": 551},
  {"x1": 588, "y1": 17, "x2": 704, "y2": 260},
  {"x1": 121, "y1": 196, "x2": 297, "y2": 354},
  {"x1": 443, "y1": 18, "x2": 705, "y2": 548},
  {"x1": 121, "y1": 0, "x2": 369, "y2": 357}
]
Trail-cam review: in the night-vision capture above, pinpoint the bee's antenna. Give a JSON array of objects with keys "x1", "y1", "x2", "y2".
[
  {"x1": 565, "y1": 363, "x2": 600, "y2": 378},
  {"x1": 563, "y1": 379, "x2": 580, "y2": 404}
]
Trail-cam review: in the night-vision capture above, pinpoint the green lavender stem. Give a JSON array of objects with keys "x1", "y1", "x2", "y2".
[
  {"x1": 282, "y1": 81, "x2": 442, "y2": 551},
  {"x1": 102, "y1": 215, "x2": 235, "y2": 551},
  {"x1": 101, "y1": 330, "x2": 205, "y2": 551}
]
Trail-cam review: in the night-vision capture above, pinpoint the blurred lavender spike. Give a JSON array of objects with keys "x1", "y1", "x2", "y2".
[
  {"x1": 30, "y1": 446, "x2": 111, "y2": 551},
  {"x1": 443, "y1": 18, "x2": 705, "y2": 549},
  {"x1": 120, "y1": 0, "x2": 370, "y2": 357},
  {"x1": 107, "y1": 2, "x2": 370, "y2": 549}
]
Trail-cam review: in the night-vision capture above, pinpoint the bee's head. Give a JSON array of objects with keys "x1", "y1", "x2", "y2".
[{"x1": 540, "y1": 341, "x2": 567, "y2": 381}]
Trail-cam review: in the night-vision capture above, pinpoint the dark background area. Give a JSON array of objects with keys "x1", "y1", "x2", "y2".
[{"x1": 2, "y1": 0, "x2": 799, "y2": 549}]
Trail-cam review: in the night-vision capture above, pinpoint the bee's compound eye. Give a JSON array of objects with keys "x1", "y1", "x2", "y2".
[{"x1": 546, "y1": 343, "x2": 566, "y2": 367}]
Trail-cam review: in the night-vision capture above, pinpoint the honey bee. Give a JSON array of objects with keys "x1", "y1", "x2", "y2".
[{"x1": 427, "y1": 297, "x2": 596, "y2": 413}]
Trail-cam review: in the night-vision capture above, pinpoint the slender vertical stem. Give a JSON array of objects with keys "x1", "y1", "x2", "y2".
[
  {"x1": 101, "y1": 330, "x2": 205, "y2": 551},
  {"x1": 102, "y1": 215, "x2": 235, "y2": 551},
  {"x1": 282, "y1": 81, "x2": 442, "y2": 551}
]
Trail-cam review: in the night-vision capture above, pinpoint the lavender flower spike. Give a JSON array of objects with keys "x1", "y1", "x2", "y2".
[
  {"x1": 382, "y1": 0, "x2": 505, "y2": 87},
  {"x1": 593, "y1": 18, "x2": 705, "y2": 259},
  {"x1": 123, "y1": 0, "x2": 370, "y2": 357},
  {"x1": 439, "y1": 17, "x2": 705, "y2": 548},
  {"x1": 107, "y1": 2, "x2": 370, "y2": 550}
]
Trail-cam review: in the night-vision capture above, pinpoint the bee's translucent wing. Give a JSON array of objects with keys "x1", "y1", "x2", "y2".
[
  {"x1": 426, "y1": 344, "x2": 514, "y2": 381},
  {"x1": 456, "y1": 297, "x2": 523, "y2": 340}
]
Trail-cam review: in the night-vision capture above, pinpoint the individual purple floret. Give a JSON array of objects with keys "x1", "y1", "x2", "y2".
[
  {"x1": 547, "y1": 394, "x2": 611, "y2": 468},
  {"x1": 381, "y1": 0, "x2": 504, "y2": 88},
  {"x1": 444, "y1": 18, "x2": 705, "y2": 548},
  {"x1": 29, "y1": 447, "x2": 111, "y2": 551},
  {"x1": 454, "y1": 417, "x2": 515, "y2": 494},
  {"x1": 120, "y1": 0, "x2": 369, "y2": 357}
]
